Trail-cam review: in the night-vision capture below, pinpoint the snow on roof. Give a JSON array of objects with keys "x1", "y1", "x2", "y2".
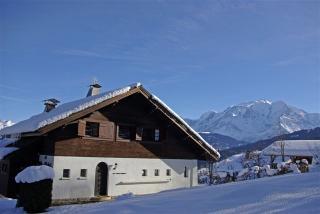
[
  {"x1": 151, "y1": 95, "x2": 220, "y2": 159},
  {"x1": 0, "y1": 138, "x2": 18, "y2": 148},
  {"x1": 0, "y1": 147, "x2": 19, "y2": 160},
  {"x1": 15, "y1": 165, "x2": 55, "y2": 183},
  {"x1": 262, "y1": 140, "x2": 320, "y2": 157},
  {"x1": 0, "y1": 82, "x2": 219, "y2": 159},
  {"x1": 0, "y1": 83, "x2": 141, "y2": 135}
]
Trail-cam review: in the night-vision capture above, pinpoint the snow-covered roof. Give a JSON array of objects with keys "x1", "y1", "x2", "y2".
[
  {"x1": 0, "y1": 147, "x2": 19, "y2": 160},
  {"x1": 0, "y1": 82, "x2": 219, "y2": 160},
  {"x1": 15, "y1": 165, "x2": 55, "y2": 183},
  {"x1": 0, "y1": 138, "x2": 18, "y2": 148},
  {"x1": 0, "y1": 83, "x2": 141, "y2": 135},
  {"x1": 262, "y1": 140, "x2": 320, "y2": 157}
]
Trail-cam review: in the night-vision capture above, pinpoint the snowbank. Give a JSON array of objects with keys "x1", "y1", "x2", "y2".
[
  {"x1": 237, "y1": 168, "x2": 249, "y2": 177},
  {"x1": 263, "y1": 165, "x2": 278, "y2": 176},
  {"x1": 215, "y1": 153, "x2": 244, "y2": 172},
  {"x1": 15, "y1": 165, "x2": 54, "y2": 183}
]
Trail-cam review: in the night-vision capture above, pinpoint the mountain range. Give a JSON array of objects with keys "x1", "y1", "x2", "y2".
[{"x1": 186, "y1": 100, "x2": 320, "y2": 143}]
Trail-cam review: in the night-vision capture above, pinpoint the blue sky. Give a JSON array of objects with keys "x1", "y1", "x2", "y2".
[{"x1": 0, "y1": 0, "x2": 319, "y2": 122}]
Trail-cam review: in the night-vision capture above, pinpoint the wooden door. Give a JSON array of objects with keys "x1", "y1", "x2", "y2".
[{"x1": 95, "y1": 162, "x2": 108, "y2": 196}]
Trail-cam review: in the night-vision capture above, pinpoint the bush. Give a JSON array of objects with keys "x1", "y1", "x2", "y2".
[{"x1": 17, "y1": 179, "x2": 53, "y2": 213}]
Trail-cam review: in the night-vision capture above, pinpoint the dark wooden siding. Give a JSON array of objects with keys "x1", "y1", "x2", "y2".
[{"x1": 41, "y1": 93, "x2": 207, "y2": 160}]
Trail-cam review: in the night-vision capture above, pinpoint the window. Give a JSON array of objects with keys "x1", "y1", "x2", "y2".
[
  {"x1": 85, "y1": 122, "x2": 99, "y2": 137},
  {"x1": 142, "y1": 169, "x2": 147, "y2": 176},
  {"x1": 166, "y1": 169, "x2": 171, "y2": 176},
  {"x1": 154, "y1": 169, "x2": 159, "y2": 176},
  {"x1": 80, "y1": 169, "x2": 87, "y2": 178},
  {"x1": 142, "y1": 128, "x2": 155, "y2": 141},
  {"x1": 63, "y1": 169, "x2": 70, "y2": 178},
  {"x1": 184, "y1": 167, "x2": 188, "y2": 178},
  {"x1": 118, "y1": 125, "x2": 133, "y2": 140},
  {"x1": 155, "y1": 129, "x2": 160, "y2": 142},
  {"x1": 139, "y1": 128, "x2": 161, "y2": 142}
]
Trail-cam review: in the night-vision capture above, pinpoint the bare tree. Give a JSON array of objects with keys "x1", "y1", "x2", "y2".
[{"x1": 280, "y1": 141, "x2": 285, "y2": 162}]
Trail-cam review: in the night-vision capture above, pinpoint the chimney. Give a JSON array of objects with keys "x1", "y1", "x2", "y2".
[
  {"x1": 43, "y1": 98, "x2": 60, "y2": 112},
  {"x1": 86, "y1": 80, "x2": 102, "y2": 97}
]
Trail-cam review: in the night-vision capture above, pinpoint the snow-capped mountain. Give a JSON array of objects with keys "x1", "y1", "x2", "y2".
[
  {"x1": 0, "y1": 120, "x2": 14, "y2": 130},
  {"x1": 186, "y1": 100, "x2": 320, "y2": 142}
]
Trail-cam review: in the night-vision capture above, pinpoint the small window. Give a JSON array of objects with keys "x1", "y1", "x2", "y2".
[
  {"x1": 80, "y1": 169, "x2": 87, "y2": 178},
  {"x1": 155, "y1": 129, "x2": 160, "y2": 142},
  {"x1": 142, "y1": 169, "x2": 147, "y2": 176},
  {"x1": 184, "y1": 167, "x2": 188, "y2": 178},
  {"x1": 140, "y1": 128, "x2": 161, "y2": 142},
  {"x1": 166, "y1": 169, "x2": 171, "y2": 176},
  {"x1": 85, "y1": 122, "x2": 99, "y2": 137},
  {"x1": 118, "y1": 125, "x2": 133, "y2": 140},
  {"x1": 63, "y1": 169, "x2": 70, "y2": 178},
  {"x1": 154, "y1": 169, "x2": 159, "y2": 176}
]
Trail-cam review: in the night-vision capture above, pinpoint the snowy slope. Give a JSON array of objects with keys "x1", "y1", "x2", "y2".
[
  {"x1": 187, "y1": 100, "x2": 320, "y2": 142},
  {"x1": 0, "y1": 120, "x2": 14, "y2": 130},
  {"x1": 199, "y1": 132, "x2": 249, "y2": 150},
  {"x1": 2, "y1": 171, "x2": 320, "y2": 213}
]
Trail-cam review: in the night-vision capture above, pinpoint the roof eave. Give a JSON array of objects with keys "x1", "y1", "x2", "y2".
[{"x1": 138, "y1": 86, "x2": 220, "y2": 161}]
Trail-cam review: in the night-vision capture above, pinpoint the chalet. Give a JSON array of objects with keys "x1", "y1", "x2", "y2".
[
  {"x1": 262, "y1": 140, "x2": 320, "y2": 164},
  {"x1": 0, "y1": 83, "x2": 220, "y2": 201}
]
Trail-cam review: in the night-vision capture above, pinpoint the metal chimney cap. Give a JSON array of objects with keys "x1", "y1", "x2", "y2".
[
  {"x1": 89, "y1": 83, "x2": 102, "y2": 88},
  {"x1": 43, "y1": 98, "x2": 60, "y2": 104}
]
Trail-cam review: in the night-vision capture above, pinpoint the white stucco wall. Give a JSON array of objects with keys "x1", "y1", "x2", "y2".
[{"x1": 39, "y1": 155, "x2": 198, "y2": 200}]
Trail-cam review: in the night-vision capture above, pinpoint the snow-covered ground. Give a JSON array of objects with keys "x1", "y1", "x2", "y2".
[{"x1": 1, "y1": 171, "x2": 319, "y2": 214}]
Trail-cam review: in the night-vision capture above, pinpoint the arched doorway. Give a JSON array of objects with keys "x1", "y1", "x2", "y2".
[{"x1": 95, "y1": 162, "x2": 108, "y2": 196}]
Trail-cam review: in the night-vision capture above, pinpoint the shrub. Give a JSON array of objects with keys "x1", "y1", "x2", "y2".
[{"x1": 17, "y1": 179, "x2": 53, "y2": 213}]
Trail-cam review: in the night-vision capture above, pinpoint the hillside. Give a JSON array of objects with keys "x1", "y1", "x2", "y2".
[
  {"x1": 187, "y1": 100, "x2": 320, "y2": 142},
  {"x1": 220, "y1": 127, "x2": 320, "y2": 159},
  {"x1": 199, "y1": 132, "x2": 249, "y2": 150}
]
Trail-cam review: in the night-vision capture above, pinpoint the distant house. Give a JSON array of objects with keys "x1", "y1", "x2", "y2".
[
  {"x1": 262, "y1": 140, "x2": 320, "y2": 164},
  {"x1": 0, "y1": 83, "x2": 219, "y2": 201}
]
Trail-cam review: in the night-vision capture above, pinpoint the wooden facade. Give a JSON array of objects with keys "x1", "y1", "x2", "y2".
[{"x1": 39, "y1": 93, "x2": 207, "y2": 160}]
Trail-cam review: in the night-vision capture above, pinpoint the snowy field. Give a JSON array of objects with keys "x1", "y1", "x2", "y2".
[{"x1": 1, "y1": 171, "x2": 319, "y2": 214}]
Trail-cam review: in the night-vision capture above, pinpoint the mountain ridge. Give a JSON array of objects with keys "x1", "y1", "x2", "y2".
[{"x1": 186, "y1": 100, "x2": 320, "y2": 142}]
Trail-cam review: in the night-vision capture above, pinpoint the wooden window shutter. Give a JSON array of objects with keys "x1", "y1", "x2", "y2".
[
  {"x1": 99, "y1": 121, "x2": 114, "y2": 140},
  {"x1": 78, "y1": 120, "x2": 86, "y2": 136},
  {"x1": 136, "y1": 127, "x2": 142, "y2": 141}
]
